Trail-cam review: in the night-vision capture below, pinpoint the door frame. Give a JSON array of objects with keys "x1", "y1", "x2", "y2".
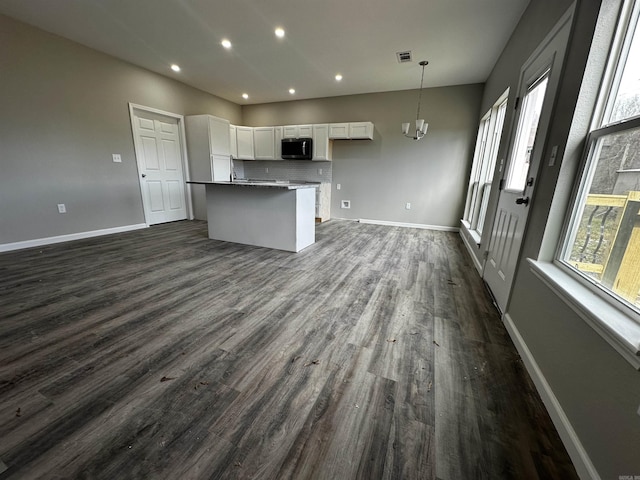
[
  {"x1": 128, "y1": 103, "x2": 194, "y2": 224},
  {"x1": 480, "y1": 5, "x2": 575, "y2": 312}
]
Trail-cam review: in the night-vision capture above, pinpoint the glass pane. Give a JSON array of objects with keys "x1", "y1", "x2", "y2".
[
  {"x1": 505, "y1": 74, "x2": 549, "y2": 191},
  {"x1": 608, "y1": 13, "x2": 640, "y2": 124},
  {"x1": 563, "y1": 126, "x2": 640, "y2": 308},
  {"x1": 463, "y1": 117, "x2": 490, "y2": 223}
]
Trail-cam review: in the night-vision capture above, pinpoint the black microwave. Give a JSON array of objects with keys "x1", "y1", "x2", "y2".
[{"x1": 281, "y1": 137, "x2": 313, "y2": 160}]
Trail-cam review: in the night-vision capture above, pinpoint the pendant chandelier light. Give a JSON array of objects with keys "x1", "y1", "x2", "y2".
[{"x1": 402, "y1": 60, "x2": 429, "y2": 140}]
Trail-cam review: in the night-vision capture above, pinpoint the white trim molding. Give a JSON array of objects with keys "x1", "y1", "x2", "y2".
[
  {"x1": 503, "y1": 313, "x2": 601, "y2": 480},
  {"x1": 357, "y1": 218, "x2": 459, "y2": 232},
  {"x1": 0, "y1": 224, "x2": 147, "y2": 253}
]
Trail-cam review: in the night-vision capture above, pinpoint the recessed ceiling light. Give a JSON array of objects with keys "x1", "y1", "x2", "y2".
[
  {"x1": 170, "y1": 64, "x2": 181, "y2": 72},
  {"x1": 335, "y1": 74, "x2": 343, "y2": 81},
  {"x1": 275, "y1": 27, "x2": 285, "y2": 38},
  {"x1": 242, "y1": 93, "x2": 249, "y2": 100},
  {"x1": 289, "y1": 88, "x2": 295, "y2": 94},
  {"x1": 221, "y1": 39, "x2": 232, "y2": 49}
]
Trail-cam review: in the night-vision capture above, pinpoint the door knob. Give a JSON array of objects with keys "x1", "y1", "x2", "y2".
[
  {"x1": 141, "y1": 173, "x2": 147, "y2": 178},
  {"x1": 515, "y1": 196, "x2": 529, "y2": 206}
]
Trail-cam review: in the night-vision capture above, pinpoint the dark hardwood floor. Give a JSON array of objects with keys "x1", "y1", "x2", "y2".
[{"x1": 0, "y1": 220, "x2": 578, "y2": 479}]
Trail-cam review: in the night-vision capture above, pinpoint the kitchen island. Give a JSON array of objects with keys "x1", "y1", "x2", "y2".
[{"x1": 187, "y1": 180, "x2": 319, "y2": 252}]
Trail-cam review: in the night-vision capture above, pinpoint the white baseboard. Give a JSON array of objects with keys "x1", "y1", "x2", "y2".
[
  {"x1": 356, "y1": 218, "x2": 459, "y2": 232},
  {"x1": 503, "y1": 313, "x2": 600, "y2": 480},
  {"x1": 0, "y1": 223, "x2": 148, "y2": 253}
]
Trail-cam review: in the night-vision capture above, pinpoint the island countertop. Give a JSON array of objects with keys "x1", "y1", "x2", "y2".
[{"x1": 187, "y1": 180, "x2": 319, "y2": 190}]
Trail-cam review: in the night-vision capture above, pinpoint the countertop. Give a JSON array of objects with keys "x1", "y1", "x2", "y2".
[{"x1": 187, "y1": 180, "x2": 320, "y2": 190}]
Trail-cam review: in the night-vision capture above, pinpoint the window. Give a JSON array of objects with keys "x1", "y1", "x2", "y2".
[
  {"x1": 462, "y1": 92, "x2": 508, "y2": 239},
  {"x1": 505, "y1": 72, "x2": 549, "y2": 191},
  {"x1": 560, "y1": 0, "x2": 640, "y2": 315}
]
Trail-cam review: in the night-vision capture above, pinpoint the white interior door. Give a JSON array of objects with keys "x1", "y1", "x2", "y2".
[
  {"x1": 483, "y1": 12, "x2": 573, "y2": 312},
  {"x1": 131, "y1": 108, "x2": 188, "y2": 225}
]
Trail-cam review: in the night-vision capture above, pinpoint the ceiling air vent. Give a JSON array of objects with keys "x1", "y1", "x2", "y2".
[{"x1": 396, "y1": 51, "x2": 412, "y2": 63}]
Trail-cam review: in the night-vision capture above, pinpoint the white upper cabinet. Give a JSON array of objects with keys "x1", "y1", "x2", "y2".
[
  {"x1": 185, "y1": 114, "x2": 231, "y2": 182},
  {"x1": 329, "y1": 122, "x2": 374, "y2": 140},
  {"x1": 349, "y1": 122, "x2": 374, "y2": 140},
  {"x1": 229, "y1": 125, "x2": 238, "y2": 159},
  {"x1": 282, "y1": 125, "x2": 298, "y2": 138},
  {"x1": 274, "y1": 126, "x2": 283, "y2": 159},
  {"x1": 236, "y1": 126, "x2": 254, "y2": 160},
  {"x1": 208, "y1": 115, "x2": 230, "y2": 155},
  {"x1": 312, "y1": 124, "x2": 331, "y2": 161},
  {"x1": 298, "y1": 124, "x2": 313, "y2": 138},
  {"x1": 253, "y1": 127, "x2": 277, "y2": 160},
  {"x1": 328, "y1": 123, "x2": 350, "y2": 139},
  {"x1": 283, "y1": 124, "x2": 313, "y2": 138}
]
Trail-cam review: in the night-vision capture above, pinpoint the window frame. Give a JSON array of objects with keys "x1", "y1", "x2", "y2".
[
  {"x1": 462, "y1": 90, "x2": 509, "y2": 241},
  {"x1": 544, "y1": 0, "x2": 640, "y2": 367}
]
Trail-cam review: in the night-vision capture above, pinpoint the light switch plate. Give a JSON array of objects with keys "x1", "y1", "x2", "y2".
[
  {"x1": 336, "y1": 184, "x2": 341, "y2": 190},
  {"x1": 57, "y1": 203, "x2": 66, "y2": 214},
  {"x1": 112, "y1": 154, "x2": 122, "y2": 163}
]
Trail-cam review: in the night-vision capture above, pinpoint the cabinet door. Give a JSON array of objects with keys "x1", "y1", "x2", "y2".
[
  {"x1": 253, "y1": 127, "x2": 276, "y2": 160},
  {"x1": 312, "y1": 124, "x2": 331, "y2": 161},
  {"x1": 282, "y1": 125, "x2": 298, "y2": 138},
  {"x1": 329, "y1": 123, "x2": 350, "y2": 139},
  {"x1": 298, "y1": 124, "x2": 313, "y2": 138},
  {"x1": 274, "y1": 126, "x2": 283, "y2": 159},
  {"x1": 208, "y1": 116, "x2": 230, "y2": 155},
  {"x1": 229, "y1": 125, "x2": 238, "y2": 159},
  {"x1": 349, "y1": 122, "x2": 374, "y2": 139},
  {"x1": 211, "y1": 154, "x2": 231, "y2": 181},
  {"x1": 236, "y1": 127, "x2": 254, "y2": 160}
]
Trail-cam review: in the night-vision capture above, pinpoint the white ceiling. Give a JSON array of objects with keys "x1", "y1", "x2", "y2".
[{"x1": 0, "y1": 0, "x2": 530, "y2": 105}]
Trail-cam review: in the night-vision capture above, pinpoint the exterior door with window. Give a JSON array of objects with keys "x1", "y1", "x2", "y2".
[{"x1": 483, "y1": 14, "x2": 573, "y2": 312}]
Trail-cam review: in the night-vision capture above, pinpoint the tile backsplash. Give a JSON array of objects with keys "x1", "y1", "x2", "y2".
[{"x1": 239, "y1": 160, "x2": 332, "y2": 184}]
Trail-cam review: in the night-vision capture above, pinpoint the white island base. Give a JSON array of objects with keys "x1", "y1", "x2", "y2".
[{"x1": 201, "y1": 182, "x2": 317, "y2": 252}]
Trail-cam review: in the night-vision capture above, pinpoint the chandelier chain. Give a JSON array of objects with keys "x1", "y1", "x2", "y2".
[{"x1": 416, "y1": 62, "x2": 426, "y2": 121}]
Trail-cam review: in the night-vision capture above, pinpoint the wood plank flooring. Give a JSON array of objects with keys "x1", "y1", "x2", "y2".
[{"x1": 0, "y1": 220, "x2": 578, "y2": 479}]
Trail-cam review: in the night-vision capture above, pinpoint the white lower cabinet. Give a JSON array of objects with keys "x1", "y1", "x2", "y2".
[{"x1": 316, "y1": 183, "x2": 331, "y2": 222}]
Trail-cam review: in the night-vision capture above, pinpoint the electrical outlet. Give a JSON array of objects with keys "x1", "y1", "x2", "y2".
[
  {"x1": 341, "y1": 200, "x2": 351, "y2": 209},
  {"x1": 57, "y1": 203, "x2": 66, "y2": 214},
  {"x1": 405, "y1": 202, "x2": 411, "y2": 210},
  {"x1": 336, "y1": 184, "x2": 341, "y2": 190},
  {"x1": 112, "y1": 153, "x2": 122, "y2": 163},
  {"x1": 318, "y1": 168, "x2": 323, "y2": 175}
]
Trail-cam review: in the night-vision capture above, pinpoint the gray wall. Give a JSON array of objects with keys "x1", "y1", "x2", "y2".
[
  {"x1": 243, "y1": 85, "x2": 483, "y2": 228},
  {"x1": 475, "y1": 0, "x2": 640, "y2": 478},
  {"x1": 0, "y1": 14, "x2": 241, "y2": 245}
]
